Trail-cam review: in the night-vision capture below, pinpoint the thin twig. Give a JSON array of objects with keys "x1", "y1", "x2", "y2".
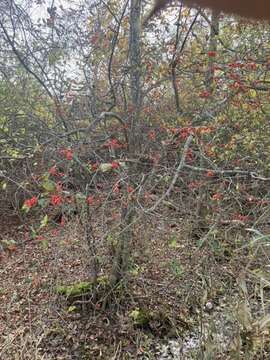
[{"x1": 147, "y1": 135, "x2": 193, "y2": 213}]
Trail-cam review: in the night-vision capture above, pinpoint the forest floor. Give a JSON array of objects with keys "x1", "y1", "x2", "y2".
[{"x1": 0, "y1": 208, "x2": 270, "y2": 359}]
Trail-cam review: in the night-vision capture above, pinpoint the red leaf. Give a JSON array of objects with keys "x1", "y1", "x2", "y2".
[
  {"x1": 50, "y1": 195, "x2": 62, "y2": 206},
  {"x1": 208, "y1": 51, "x2": 217, "y2": 57},
  {"x1": 111, "y1": 161, "x2": 120, "y2": 169},
  {"x1": 24, "y1": 196, "x2": 38, "y2": 208}
]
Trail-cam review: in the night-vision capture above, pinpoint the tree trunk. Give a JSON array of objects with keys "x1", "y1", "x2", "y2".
[
  {"x1": 205, "y1": 11, "x2": 219, "y2": 92},
  {"x1": 128, "y1": 0, "x2": 142, "y2": 155},
  {"x1": 110, "y1": 205, "x2": 135, "y2": 286}
]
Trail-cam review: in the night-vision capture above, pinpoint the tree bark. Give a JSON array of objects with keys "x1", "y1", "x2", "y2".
[
  {"x1": 205, "y1": 11, "x2": 219, "y2": 92},
  {"x1": 128, "y1": 0, "x2": 142, "y2": 155}
]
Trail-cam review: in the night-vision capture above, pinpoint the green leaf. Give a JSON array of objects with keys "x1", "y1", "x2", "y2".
[
  {"x1": 22, "y1": 203, "x2": 30, "y2": 213},
  {"x1": 30, "y1": 226, "x2": 37, "y2": 239},
  {"x1": 1, "y1": 239, "x2": 16, "y2": 247},
  {"x1": 170, "y1": 260, "x2": 183, "y2": 278},
  {"x1": 38, "y1": 198, "x2": 48, "y2": 208},
  {"x1": 40, "y1": 239, "x2": 49, "y2": 249},
  {"x1": 42, "y1": 179, "x2": 55, "y2": 192},
  {"x1": 169, "y1": 237, "x2": 180, "y2": 248},
  {"x1": 67, "y1": 305, "x2": 77, "y2": 313},
  {"x1": 99, "y1": 163, "x2": 113, "y2": 172},
  {"x1": 40, "y1": 214, "x2": 48, "y2": 228},
  {"x1": 75, "y1": 192, "x2": 86, "y2": 201}
]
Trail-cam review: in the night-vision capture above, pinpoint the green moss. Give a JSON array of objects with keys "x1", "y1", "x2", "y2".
[
  {"x1": 96, "y1": 275, "x2": 109, "y2": 285},
  {"x1": 55, "y1": 276, "x2": 110, "y2": 299},
  {"x1": 129, "y1": 308, "x2": 150, "y2": 327},
  {"x1": 55, "y1": 281, "x2": 92, "y2": 297}
]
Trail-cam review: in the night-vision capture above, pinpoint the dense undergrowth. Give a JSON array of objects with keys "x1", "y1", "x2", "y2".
[
  {"x1": 1, "y1": 131, "x2": 269, "y2": 359},
  {"x1": 0, "y1": 1, "x2": 270, "y2": 358}
]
